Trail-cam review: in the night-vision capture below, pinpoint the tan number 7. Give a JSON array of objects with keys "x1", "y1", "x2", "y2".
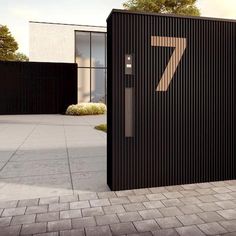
[{"x1": 151, "y1": 36, "x2": 187, "y2": 91}]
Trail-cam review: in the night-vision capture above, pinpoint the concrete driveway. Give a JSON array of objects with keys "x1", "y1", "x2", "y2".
[
  {"x1": 0, "y1": 115, "x2": 107, "y2": 201},
  {"x1": 1, "y1": 116, "x2": 236, "y2": 235}
]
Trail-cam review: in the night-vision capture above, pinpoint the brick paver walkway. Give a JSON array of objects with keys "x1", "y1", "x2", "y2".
[{"x1": 0, "y1": 180, "x2": 236, "y2": 235}]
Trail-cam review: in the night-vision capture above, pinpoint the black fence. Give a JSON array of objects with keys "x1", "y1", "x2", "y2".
[
  {"x1": 107, "y1": 9, "x2": 236, "y2": 190},
  {"x1": 0, "y1": 61, "x2": 77, "y2": 114}
]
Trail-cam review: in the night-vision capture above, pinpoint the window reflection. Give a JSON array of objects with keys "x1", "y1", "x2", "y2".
[
  {"x1": 78, "y1": 68, "x2": 90, "y2": 102},
  {"x1": 75, "y1": 32, "x2": 90, "y2": 67},
  {"x1": 91, "y1": 69, "x2": 106, "y2": 102},
  {"x1": 75, "y1": 31, "x2": 107, "y2": 103},
  {"x1": 91, "y1": 33, "x2": 105, "y2": 67}
]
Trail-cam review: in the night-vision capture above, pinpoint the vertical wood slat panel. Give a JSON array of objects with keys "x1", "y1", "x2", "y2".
[
  {"x1": 0, "y1": 61, "x2": 77, "y2": 115},
  {"x1": 107, "y1": 10, "x2": 236, "y2": 191}
]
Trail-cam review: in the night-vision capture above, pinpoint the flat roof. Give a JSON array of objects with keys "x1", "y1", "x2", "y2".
[
  {"x1": 29, "y1": 21, "x2": 106, "y2": 28},
  {"x1": 107, "y1": 9, "x2": 236, "y2": 23}
]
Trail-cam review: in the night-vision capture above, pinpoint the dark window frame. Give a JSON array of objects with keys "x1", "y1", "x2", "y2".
[{"x1": 75, "y1": 30, "x2": 107, "y2": 102}]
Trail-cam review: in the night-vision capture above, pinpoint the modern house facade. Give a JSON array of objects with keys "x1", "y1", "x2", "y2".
[{"x1": 29, "y1": 22, "x2": 107, "y2": 103}]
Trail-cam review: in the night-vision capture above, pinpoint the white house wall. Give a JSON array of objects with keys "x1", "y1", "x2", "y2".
[{"x1": 29, "y1": 22, "x2": 106, "y2": 63}]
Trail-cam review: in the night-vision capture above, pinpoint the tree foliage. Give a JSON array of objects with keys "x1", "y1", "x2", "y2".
[
  {"x1": 0, "y1": 25, "x2": 28, "y2": 61},
  {"x1": 123, "y1": 0, "x2": 200, "y2": 16},
  {"x1": 0, "y1": 25, "x2": 18, "y2": 61},
  {"x1": 14, "y1": 52, "x2": 29, "y2": 62}
]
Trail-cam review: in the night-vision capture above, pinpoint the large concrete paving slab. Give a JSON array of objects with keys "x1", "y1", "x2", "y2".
[{"x1": 0, "y1": 115, "x2": 107, "y2": 201}]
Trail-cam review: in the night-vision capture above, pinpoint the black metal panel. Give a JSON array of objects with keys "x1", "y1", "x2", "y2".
[
  {"x1": 107, "y1": 9, "x2": 236, "y2": 190},
  {"x1": 0, "y1": 61, "x2": 77, "y2": 114}
]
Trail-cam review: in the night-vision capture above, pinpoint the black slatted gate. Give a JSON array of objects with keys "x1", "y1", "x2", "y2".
[
  {"x1": 0, "y1": 61, "x2": 77, "y2": 114},
  {"x1": 107, "y1": 10, "x2": 236, "y2": 190}
]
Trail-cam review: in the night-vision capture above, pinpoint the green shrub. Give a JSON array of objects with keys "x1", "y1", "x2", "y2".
[
  {"x1": 95, "y1": 124, "x2": 107, "y2": 132},
  {"x1": 66, "y1": 103, "x2": 106, "y2": 116}
]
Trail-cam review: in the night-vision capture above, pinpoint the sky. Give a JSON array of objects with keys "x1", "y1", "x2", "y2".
[{"x1": 1, "y1": 0, "x2": 236, "y2": 56}]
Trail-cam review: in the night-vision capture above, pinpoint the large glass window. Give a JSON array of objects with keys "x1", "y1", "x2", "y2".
[
  {"x1": 78, "y1": 68, "x2": 90, "y2": 102},
  {"x1": 75, "y1": 32, "x2": 90, "y2": 67},
  {"x1": 91, "y1": 69, "x2": 106, "y2": 102},
  {"x1": 75, "y1": 31, "x2": 106, "y2": 103},
  {"x1": 91, "y1": 33, "x2": 106, "y2": 67}
]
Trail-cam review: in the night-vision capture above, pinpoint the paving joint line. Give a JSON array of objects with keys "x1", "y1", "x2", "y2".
[
  {"x1": 0, "y1": 170, "x2": 106, "y2": 180},
  {"x1": 0, "y1": 117, "x2": 44, "y2": 172},
  {"x1": 62, "y1": 116, "x2": 75, "y2": 195},
  {"x1": 9, "y1": 157, "x2": 69, "y2": 163}
]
